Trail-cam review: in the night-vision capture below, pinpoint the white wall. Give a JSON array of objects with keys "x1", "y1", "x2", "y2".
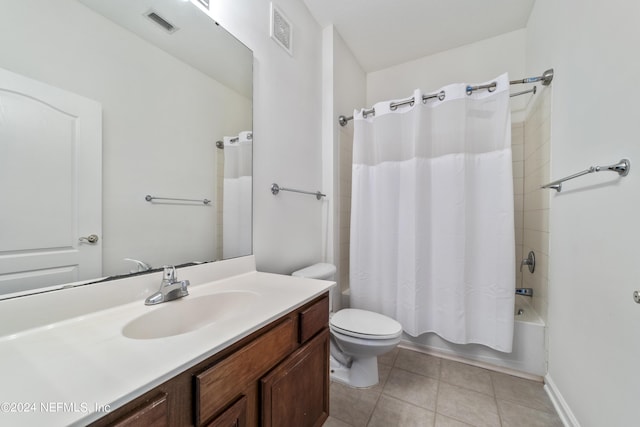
[
  {"x1": 526, "y1": 0, "x2": 640, "y2": 425},
  {"x1": 204, "y1": 0, "x2": 324, "y2": 274},
  {"x1": 366, "y1": 30, "x2": 528, "y2": 121},
  {"x1": 324, "y1": 27, "x2": 366, "y2": 304},
  {"x1": 0, "y1": 0, "x2": 251, "y2": 277},
  {"x1": 320, "y1": 26, "x2": 337, "y2": 270}
]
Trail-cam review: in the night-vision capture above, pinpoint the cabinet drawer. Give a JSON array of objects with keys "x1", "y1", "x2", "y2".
[
  {"x1": 299, "y1": 296, "x2": 329, "y2": 343},
  {"x1": 195, "y1": 318, "x2": 296, "y2": 425}
]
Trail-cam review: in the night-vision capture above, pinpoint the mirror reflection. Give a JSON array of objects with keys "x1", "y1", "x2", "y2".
[{"x1": 0, "y1": 0, "x2": 253, "y2": 298}]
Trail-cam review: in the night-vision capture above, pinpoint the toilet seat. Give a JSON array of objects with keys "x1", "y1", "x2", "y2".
[{"x1": 330, "y1": 309, "x2": 402, "y2": 340}]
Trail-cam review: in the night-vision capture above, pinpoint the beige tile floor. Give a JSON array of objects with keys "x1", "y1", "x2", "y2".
[{"x1": 323, "y1": 347, "x2": 563, "y2": 427}]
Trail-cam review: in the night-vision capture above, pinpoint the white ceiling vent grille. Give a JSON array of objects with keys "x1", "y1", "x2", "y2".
[{"x1": 270, "y1": 3, "x2": 293, "y2": 56}]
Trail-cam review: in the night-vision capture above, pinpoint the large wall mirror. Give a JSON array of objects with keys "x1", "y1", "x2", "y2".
[{"x1": 0, "y1": 0, "x2": 253, "y2": 299}]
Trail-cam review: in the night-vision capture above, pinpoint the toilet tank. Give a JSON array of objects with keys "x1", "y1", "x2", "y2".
[
  {"x1": 292, "y1": 263, "x2": 338, "y2": 311},
  {"x1": 291, "y1": 263, "x2": 336, "y2": 280}
]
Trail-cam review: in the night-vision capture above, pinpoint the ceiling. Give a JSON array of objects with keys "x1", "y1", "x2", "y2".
[{"x1": 303, "y1": 0, "x2": 536, "y2": 72}]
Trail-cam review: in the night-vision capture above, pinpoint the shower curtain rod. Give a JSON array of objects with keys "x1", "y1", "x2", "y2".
[{"x1": 338, "y1": 69, "x2": 553, "y2": 127}]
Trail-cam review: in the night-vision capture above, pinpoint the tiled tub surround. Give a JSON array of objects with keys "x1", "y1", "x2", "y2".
[
  {"x1": 324, "y1": 347, "x2": 563, "y2": 427},
  {"x1": 522, "y1": 88, "x2": 551, "y2": 323},
  {"x1": 0, "y1": 256, "x2": 334, "y2": 426},
  {"x1": 512, "y1": 122, "x2": 525, "y2": 291}
]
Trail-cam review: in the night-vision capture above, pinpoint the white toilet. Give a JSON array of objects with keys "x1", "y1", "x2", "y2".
[{"x1": 292, "y1": 263, "x2": 402, "y2": 388}]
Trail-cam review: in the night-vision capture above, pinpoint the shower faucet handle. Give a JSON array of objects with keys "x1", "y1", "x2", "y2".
[{"x1": 520, "y1": 251, "x2": 536, "y2": 273}]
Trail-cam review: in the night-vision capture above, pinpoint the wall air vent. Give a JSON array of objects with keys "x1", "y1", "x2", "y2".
[
  {"x1": 197, "y1": 0, "x2": 210, "y2": 10},
  {"x1": 270, "y1": 3, "x2": 293, "y2": 56},
  {"x1": 145, "y1": 10, "x2": 179, "y2": 34}
]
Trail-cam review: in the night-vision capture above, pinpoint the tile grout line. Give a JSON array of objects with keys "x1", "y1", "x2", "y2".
[
  {"x1": 364, "y1": 351, "x2": 398, "y2": 426},
  {"x1": 432, "y1": 357, "x2": 442, "y2": 426},
  {"x1": 365, "y1": 379, "x2": 385, "y2": 426},
  {"x1": 327, "y1": 349, "x2": 561, "y2": 427},
  {"x1": 490, "y1": 371, "x2": 504, "y2": 427}
]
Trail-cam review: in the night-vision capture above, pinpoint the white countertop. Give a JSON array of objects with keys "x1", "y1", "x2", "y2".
[{"x1": 0, "y1": 256, "x2": 334, "y2": 426}]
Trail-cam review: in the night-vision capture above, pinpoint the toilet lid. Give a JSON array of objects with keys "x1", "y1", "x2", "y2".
[{"x1": 330, "y1": 309, "x2": 402, "y2": 339}]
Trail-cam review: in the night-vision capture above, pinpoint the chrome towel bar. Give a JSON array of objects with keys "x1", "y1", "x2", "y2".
[
  {"x1": 145, "y1": 195, "x2": 211, "y2": 205},
  {"x1": 541, "y1": 159, "x2": 630, "y2": 192},
  {"x1": 271, "y1": 183, "x2": 326, "y2": 200}
]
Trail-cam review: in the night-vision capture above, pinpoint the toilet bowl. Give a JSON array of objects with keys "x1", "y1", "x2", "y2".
[{"x1": 292, "y1": 263, "x2": 402, "y2": 388}]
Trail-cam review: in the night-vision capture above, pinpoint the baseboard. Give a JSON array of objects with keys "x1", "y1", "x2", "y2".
[{"x1": 544, "y1": 374, "x2": 581, "y2": 427}]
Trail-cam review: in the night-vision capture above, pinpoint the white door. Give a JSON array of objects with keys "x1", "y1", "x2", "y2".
[{"x1": 0, "y1": 67, "x2": 102, "y2": 296}]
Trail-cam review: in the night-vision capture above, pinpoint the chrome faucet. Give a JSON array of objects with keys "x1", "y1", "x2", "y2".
[
  {"x1": 144, "y1": 266, "x2": 190, "y2": 305},
  {"x1": 124, "y1": 258, "x2": 152, "y2": 273}
]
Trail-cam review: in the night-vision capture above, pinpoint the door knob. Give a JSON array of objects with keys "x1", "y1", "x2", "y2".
[{"x1": 79, "y1": 234, "x2": 99, "y2": 244}]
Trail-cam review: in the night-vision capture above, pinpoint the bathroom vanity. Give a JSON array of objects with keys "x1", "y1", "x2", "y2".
[
  {"x1": 0, "y1": 256, "x2": 333, "y2": 427},
  {"x1": 92, "y1": 293, "x2": 329, "y2": 427}
]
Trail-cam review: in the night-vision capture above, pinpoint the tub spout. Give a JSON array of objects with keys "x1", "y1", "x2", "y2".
[{"x1": 515, "y1": 288, "x2": 533, "y2": 297}]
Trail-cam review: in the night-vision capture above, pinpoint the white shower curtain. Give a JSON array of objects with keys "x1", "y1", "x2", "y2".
[
  {"x1": 222, "y1": 131, "x2": 252, "y2": 259},
  {"x1": 350, "y1": 73, "x2": 515, "y2": 352}
]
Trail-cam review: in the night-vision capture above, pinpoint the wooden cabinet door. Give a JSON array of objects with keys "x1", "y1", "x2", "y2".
[
  {"x1": 206, "y1": 395, "x2": 247, "y2": 427},
  {"x1": 195, "y1": 318, "x2": 296, "y2": 425},
  {"x1": 261, "y1": 329, "x2": 329, "y2": 427}
]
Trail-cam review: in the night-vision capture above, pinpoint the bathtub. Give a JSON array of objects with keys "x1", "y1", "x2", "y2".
[
  {"x1": 340, "y1": 289, "x2": 546, "y2": 377},
  {"x1": 396, "y1": 295, "x2": 546, "y2": 378}
]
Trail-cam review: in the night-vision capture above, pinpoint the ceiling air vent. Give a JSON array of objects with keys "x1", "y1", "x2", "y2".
[
  {"x1": 145, "y1": 10, "x2": 178, "y2": 34},
  {"x1": 270, "y1": 3, "x2": 293, "y2": 55},
  {"x1": 197, "y1": 0, "x2": 210, "y2": 9}
]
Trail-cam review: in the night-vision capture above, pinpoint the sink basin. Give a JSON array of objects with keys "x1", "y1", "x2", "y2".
[{"x1": 122, "y1": 290, "x2": 260, "y2": 339}]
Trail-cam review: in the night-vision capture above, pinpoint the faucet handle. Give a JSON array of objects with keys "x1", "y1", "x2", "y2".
[
  {"x1": 124, "y1": 258, "x2": 152, "y2": 273},
  {"x1": 162, "y1": 265, "x2": 177, "y2": 282},
  {"x1": 519, "y1": 251, "x2": 536, "y2": 273},
  {"x1": 181, "y1": 280, "x2": 190, "y2": 292}
]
